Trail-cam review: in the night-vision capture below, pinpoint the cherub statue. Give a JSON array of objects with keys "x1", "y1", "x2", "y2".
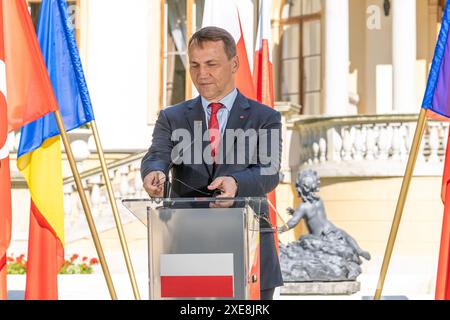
[{"x1": 278, "y1": 170, "x2": 370, "y2": 261}]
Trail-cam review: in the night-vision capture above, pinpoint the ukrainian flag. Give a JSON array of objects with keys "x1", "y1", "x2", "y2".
[{"x1": 18, "y1": 0, "x2": 94, "y2": 300}]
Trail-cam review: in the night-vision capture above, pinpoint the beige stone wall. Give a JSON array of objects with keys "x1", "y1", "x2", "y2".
[
  {"x1": 277, "y1": 176, "x2": 444, "y2": 258},
  {"x1": 349, "y1": 0, "x2": 367, "y2": 113},
  {"x1": 270, "y1": 0, "x2": 439, "y2": 116},
  {"x1": 348, "y1": 0, "x2": 437, "y2": 115}
]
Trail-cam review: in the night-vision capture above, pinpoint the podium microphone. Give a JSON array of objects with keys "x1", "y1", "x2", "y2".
[{"x1": 163, "y1": 163, "x2": 173, "y2": 199}]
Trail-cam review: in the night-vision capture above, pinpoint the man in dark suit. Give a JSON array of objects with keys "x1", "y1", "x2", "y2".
[{"x1": 141, "y1": 26, "x2": 283, "y2": 300}]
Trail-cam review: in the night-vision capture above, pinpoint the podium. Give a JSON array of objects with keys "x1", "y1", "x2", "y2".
[{"x1": 122, "y1": 197, "x2": 263, "y2": 300}]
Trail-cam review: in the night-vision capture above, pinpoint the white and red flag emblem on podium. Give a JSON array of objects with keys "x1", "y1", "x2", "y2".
[{"x1": 160, "y1": 254, "x2": 234, "y2": 298}]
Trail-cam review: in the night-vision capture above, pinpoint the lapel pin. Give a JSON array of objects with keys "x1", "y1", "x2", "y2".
[{"x1": 240, "y1": 115, "x2": 245, "y2": 119}]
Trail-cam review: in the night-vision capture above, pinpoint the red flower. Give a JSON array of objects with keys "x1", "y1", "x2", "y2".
[
  {"x1": 82, "y1": 256, "x2": 88, "y2": 262},
  {"x1": 89, "y1": 258, "x2": 99, "y2": 265},
  {"x1": 7, "y1": 256, "x2": 14, "y2": 263},
  {"x1": 70, "y1": 254, "x2": 79, "y2": 262}
]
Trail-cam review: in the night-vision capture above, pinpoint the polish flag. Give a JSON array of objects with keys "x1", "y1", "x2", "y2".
[
  {"x1": 0, "y1": 43, "x2": 11, "y2": 300},
  {"x1": 202, "y1": 0, "x2": 256, "y2": 100},
  {"x1": 254, "y1": 0, "x2": 274, "y2": 106},
  {"x1": 160, "y1": 254, "x2": 234, "y2": 298},
  {"x1": 254, "y1": 0, "x2": 279, "y2": 252}
]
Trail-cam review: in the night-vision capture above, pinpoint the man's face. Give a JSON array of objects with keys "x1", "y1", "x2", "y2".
[{"x1": 189, "y1": 41, "x2": 239, "y2": 101}]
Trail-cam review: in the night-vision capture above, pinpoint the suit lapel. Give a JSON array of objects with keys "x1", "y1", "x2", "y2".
[
  {"x1": 224, "y1": 92, "x2": 252, "y2": 131},
  {"x1": 185, "y1": 96, "x2": 206, "y2": 133}
]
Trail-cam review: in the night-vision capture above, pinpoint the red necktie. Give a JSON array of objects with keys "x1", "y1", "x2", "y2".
[{"x1": 208, "y1": 103, "x2": 224, "y2": 160}]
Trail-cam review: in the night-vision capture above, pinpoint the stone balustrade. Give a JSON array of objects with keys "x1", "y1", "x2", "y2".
[
  {"x1": 62, "y1": 153, "x2": 146, "y2": 242},
  {"x1": 6, "y1": 128, "x2": 147, "y2": 242},
  {"x1": 291, "y1": 114, "x2": 449, "y2": 178}
]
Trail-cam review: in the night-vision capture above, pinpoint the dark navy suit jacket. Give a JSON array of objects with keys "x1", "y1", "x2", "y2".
[{"x1": 141, "y1": 91, "x2": 283, "y2": 290}]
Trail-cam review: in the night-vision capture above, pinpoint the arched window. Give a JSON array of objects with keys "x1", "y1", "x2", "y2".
[{"x1": 279, "y1": 0, "x2": 321, "y2": 114}]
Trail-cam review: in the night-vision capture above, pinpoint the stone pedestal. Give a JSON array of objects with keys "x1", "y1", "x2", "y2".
[{"x1": 280, "y1": 281, "x2": 361, "y2": 296}]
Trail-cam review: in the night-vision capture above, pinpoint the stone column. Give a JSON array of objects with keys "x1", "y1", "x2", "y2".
[
  {"x1": 147, "y1": 0, "x2": 162, "y2": 124},
  {"x1": 392, "y1": 0, "x2": 417, "y2": 113},
  {"x1": 324, "y1": 0, "x2": 350, "y2": 116},
  {"x1": 428, "y1": 0, "x2": 439, "y2": 62}
]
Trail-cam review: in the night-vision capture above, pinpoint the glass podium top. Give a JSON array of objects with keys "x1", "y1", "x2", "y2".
[{"x1": 122, "y1": 197, "x2": 267, "y2": 226}]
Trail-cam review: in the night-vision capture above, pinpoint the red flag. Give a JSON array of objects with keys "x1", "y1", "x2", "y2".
[
  {"x1": 202, "y1": 0, "x2": 256, "y2": 100},
  {"x1": 0, "y1": 88, "x2": 11, "y2": 301},
  {"x1": 0, "y1": 150, "x2": 11, "y2": 300},
  {"x1": 254, "y1": 0, "x2": 279, "y2": 253},
  {"x1": 436, "y1": 129, "x2": 450, "y2": 300},
  {"x1": 0, "y1": 2, "x2": 11, "y2": 300},
  {"x1": 1, "y1": 0, "x2": 59, "y2": 299},
  {"x1": 2, "y1": 0, "x2": 58, "y2": 133},
  {"x1": 254, "y1": 0, "x2": 274, "y2": 107}
]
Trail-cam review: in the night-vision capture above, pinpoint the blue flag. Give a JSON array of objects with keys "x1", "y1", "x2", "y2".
[
  {"x1": 18, "y1": 0, "x2": 95, "y2": 157},
  {"x1": 422, "y1": 2, "x2": 450, "y2": 118}
]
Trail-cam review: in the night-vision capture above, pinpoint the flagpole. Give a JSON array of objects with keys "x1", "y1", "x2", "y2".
[
  {"x1": 267, "y1": 198, "x2": 286, "y2": 226},
  {"x1": 53, "y1": 110, "x2": 118, "y2": 300},
  {"x1": 374, "y1": 108, "x2": 428, "y2": 300},
  {"x1": 89, "y1": 120, "x2": 141, "y2": 300}
]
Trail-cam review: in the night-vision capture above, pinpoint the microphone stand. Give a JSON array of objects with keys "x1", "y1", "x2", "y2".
[{"x1": 163, "y1": 168, "x2": 172, "y2": 199}]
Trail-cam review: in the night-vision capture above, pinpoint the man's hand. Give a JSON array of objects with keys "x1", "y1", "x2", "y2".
[
  {"x1": 277, "y1": 225, "x2": 289, "y2": 234},
  {"x1": 143, "y1": 171, "x2": 166, "y2": 198},
  {"x1": 207, "y1": 176, "x2": 238, "y2": 208}
]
